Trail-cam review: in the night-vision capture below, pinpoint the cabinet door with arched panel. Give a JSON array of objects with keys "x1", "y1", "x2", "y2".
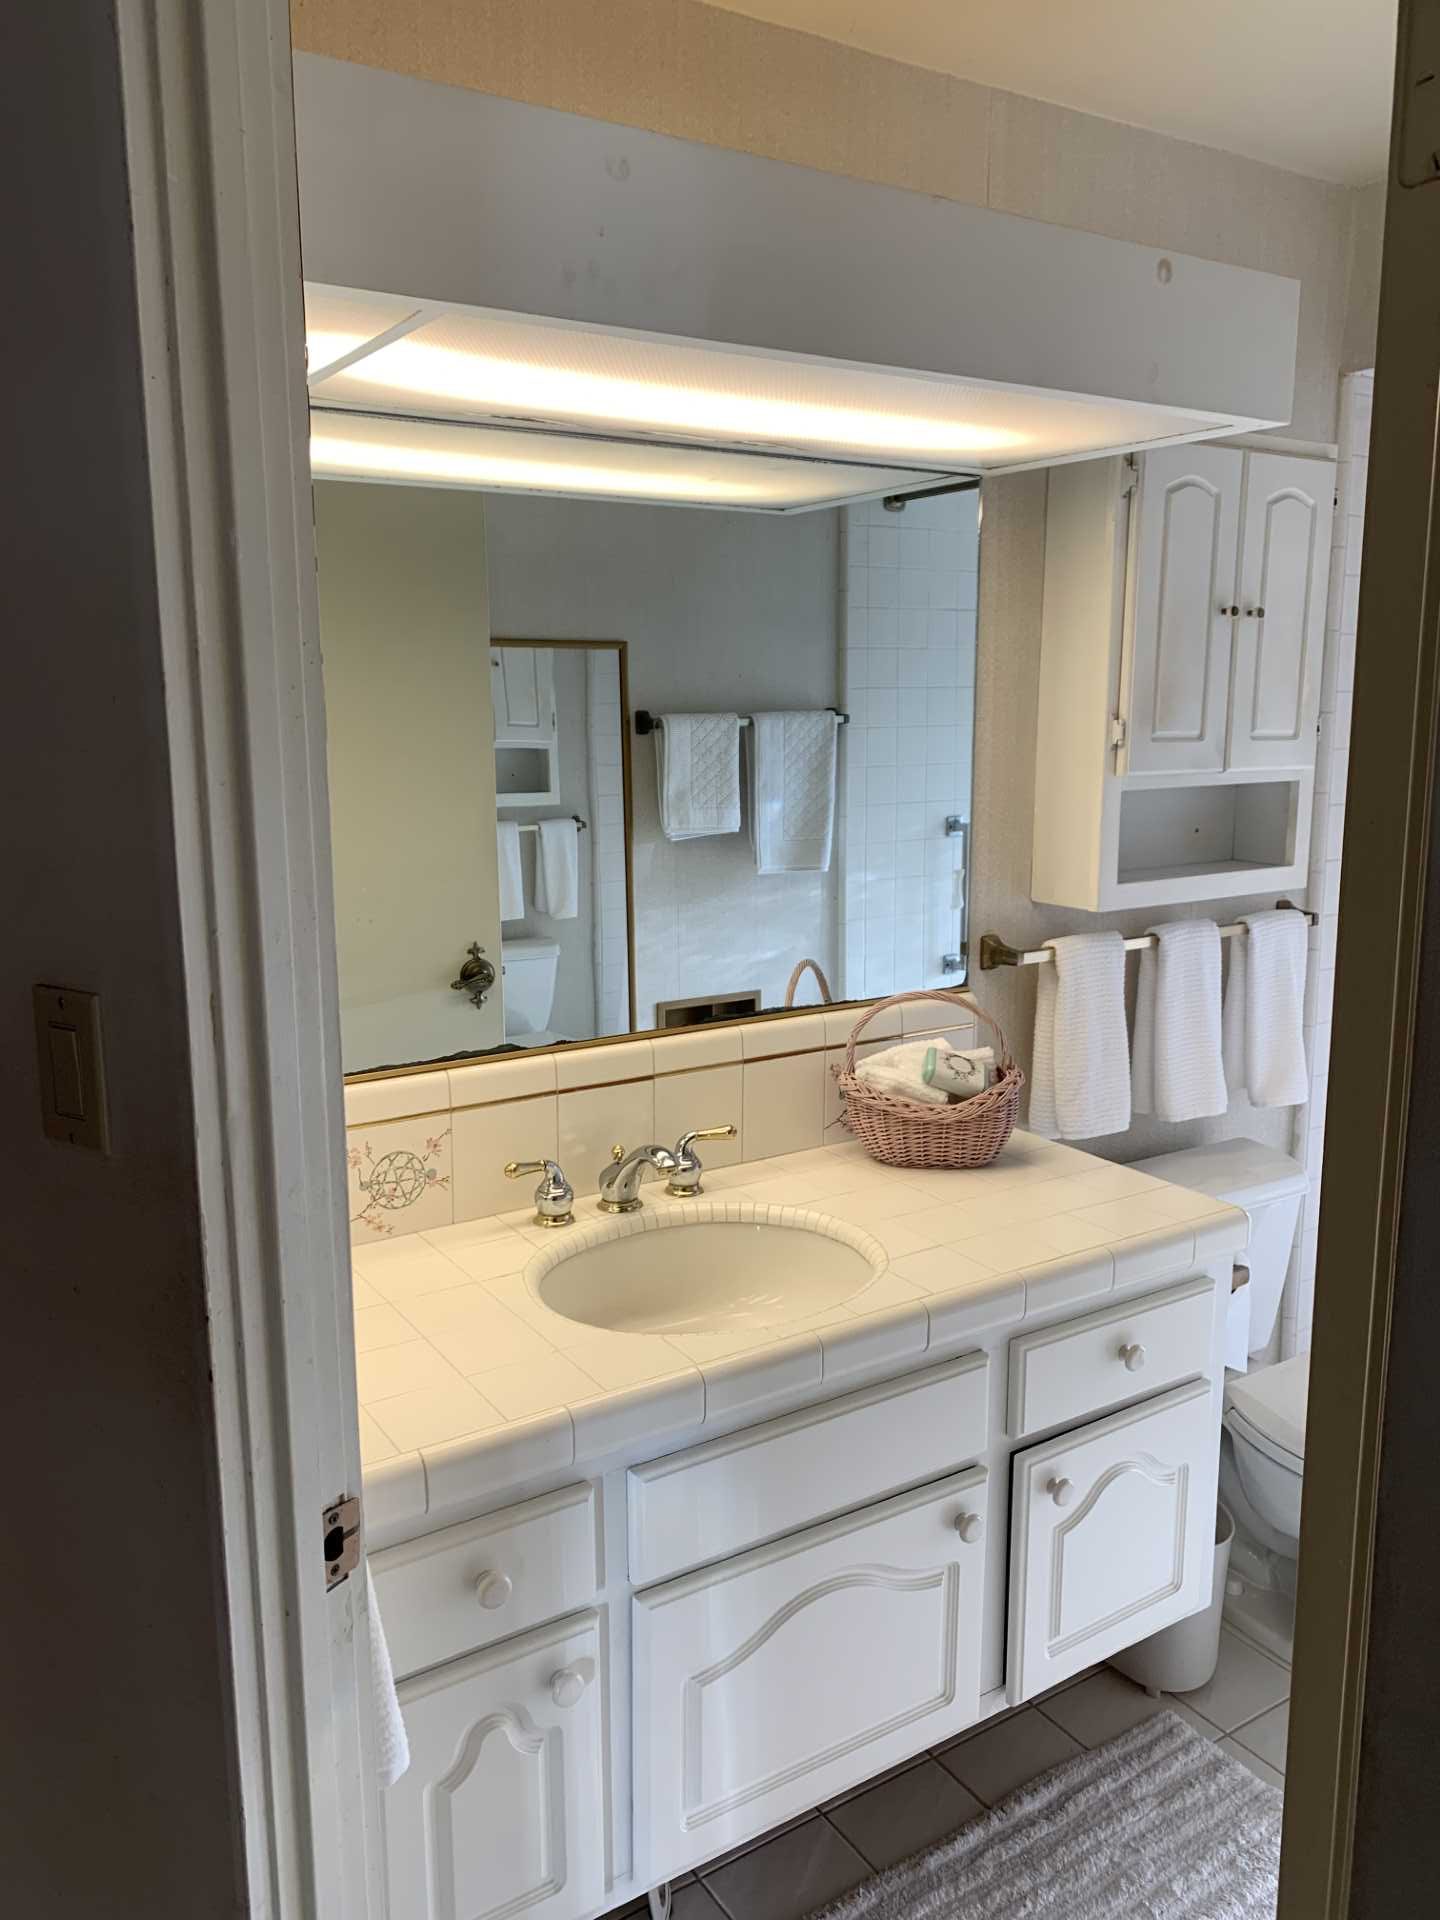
[
  {"x1": 1007, "y1": 1380, "x2": 1219, "y2": 1702},
  {"x1": 383, "y1": 1612, "x2": 606, "y2": 1920},
  {"x1": 1124, "y1": 445, "x2": 1244, "y2": 774},
  {"x1": 1228, "y1": 453, "x2": 1333, "y2": 771}
]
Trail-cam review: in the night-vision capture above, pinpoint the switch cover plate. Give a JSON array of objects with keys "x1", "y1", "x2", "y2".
[{"x1": 33, "y1": 985, "x2": 109, "y2": 1152}]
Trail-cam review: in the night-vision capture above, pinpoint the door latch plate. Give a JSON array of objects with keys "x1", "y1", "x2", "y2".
[{"x1": 324, "y1": 1495, "x2": 361, "y2": 1589}]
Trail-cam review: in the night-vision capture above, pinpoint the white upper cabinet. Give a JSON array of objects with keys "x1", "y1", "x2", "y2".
[
  {"x1": 1228, "y1": 454, "x2": 1332, "y2": 771},
  {"x1": 491, "y1": 646, "x2": 557, "y2": 746},
  {"x1": 1125, "y1": 447, "x2": 1243, "y2": 776},
  {"x1": 1033, "y1": 446, "x2": 1332, "y2": 911}
]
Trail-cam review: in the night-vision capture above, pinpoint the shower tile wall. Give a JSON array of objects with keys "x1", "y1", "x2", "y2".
[{"x1": 839, "y1": 493, "x2": 978, "y2": 999}]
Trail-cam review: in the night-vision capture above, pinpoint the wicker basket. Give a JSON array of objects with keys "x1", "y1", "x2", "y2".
[{"x1": 834, "y1": 990, "x2": 1025, "y2": 1171}]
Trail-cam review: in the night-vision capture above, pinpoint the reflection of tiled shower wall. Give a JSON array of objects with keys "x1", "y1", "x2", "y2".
[
  {"x1": 1283, "y1": 371, "x2": 1370, "y2": 1359},
  {"x1": 586, "y1": 650, "x2": 631, "y2": 1036},
  {"x1": 838, "y1": 493, "x2": 979, "y2": 999}
]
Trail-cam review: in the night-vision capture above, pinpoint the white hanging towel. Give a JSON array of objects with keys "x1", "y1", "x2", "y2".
[
  {"x1": 1029, "y1": 932, "x2": 1131, "y2": 1140},
  {"x1": 655, "y1": 713, "x2": 742, "y2": 840},
  {"x1": 1223, "y1": 908, "x2": 1309, "y2": 1106},
  {"x1": 367, "y1": 1565, "x2": 410, "y2": 1787},
  {"x1": 748, "y1": 711, "x2": 839, "y2": 873},
  {"x1": 1131, "y1": 920, "x2": 1227, "y2": 1121},
  {"x1": 496, "y1": 821, "x2": 525, "y2": 921},
  {"x1": 533, "y1": 818, "x2": 580, "y2": 919}
]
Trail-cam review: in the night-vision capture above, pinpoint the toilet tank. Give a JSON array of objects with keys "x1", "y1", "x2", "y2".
[
  {"x1": 1128, "y1": 1138, "x2": 1307, "y2": 1353},
  {"x1": 501, "y1": 937, "x2": 560, "y2": 1036}
]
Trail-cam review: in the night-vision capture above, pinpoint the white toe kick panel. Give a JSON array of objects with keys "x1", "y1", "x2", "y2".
[{"x1": 632, "y1": 1468, "x2": 988, "y2": 1883}]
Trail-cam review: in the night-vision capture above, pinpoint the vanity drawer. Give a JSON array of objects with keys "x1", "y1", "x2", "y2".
[
  {"x1": 628, "y1": 1351, "x2": 988, "y2": 1585},
  {"x1": 1006, "y1": 1278, "x2": 1214, "y2": 1440},
  {"x1": 633, "y1": 1468, "x2": 988, "y2": 1883},
  {"x1": 371, "y1": 1483, "x2": 600, "y2": 1680}
]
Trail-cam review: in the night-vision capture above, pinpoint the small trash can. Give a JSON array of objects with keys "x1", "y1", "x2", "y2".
[{"x1": 1109, "y1": 1504, "x2": 1234, "y2": 1697}]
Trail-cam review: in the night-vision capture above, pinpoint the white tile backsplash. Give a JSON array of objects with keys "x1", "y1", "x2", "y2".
[
  {"x1": 559, "y1": 1076, "x2": 656, "y2": 1193},
  {"x1": 451, "y1": 1095, "x2": 559, "y2": 1226}
]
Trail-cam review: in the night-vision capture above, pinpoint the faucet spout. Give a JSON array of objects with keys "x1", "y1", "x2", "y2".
[{"x1": 597, "y1": 1143, "x2": 678, "y2": 1213}]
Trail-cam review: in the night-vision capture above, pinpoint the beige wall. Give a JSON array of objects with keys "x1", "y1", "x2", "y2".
[
  {"x1": 316, "y1": 480, "x2": 505, "y2": 1068},
  {"x1": 293, "y1": 0, "x2": 1384, "y2": 1157}
]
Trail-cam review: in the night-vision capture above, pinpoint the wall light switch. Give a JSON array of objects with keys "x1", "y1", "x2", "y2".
[{"x1": 33, "y1": 985, "x2": 109, "y2": 1152}]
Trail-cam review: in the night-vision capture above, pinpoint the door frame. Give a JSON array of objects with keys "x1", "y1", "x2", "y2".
[{"x1": 115, "y1": 2, "x2": 378, "y2": 1914}]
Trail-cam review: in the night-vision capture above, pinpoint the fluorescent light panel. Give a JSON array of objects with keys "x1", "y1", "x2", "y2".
[
  {"x1": 309, "y1": 411, "x2": 949, "y2": 511},
  {"x1": 306, "y1": 296, "x2": 1231, "y2": 472}
]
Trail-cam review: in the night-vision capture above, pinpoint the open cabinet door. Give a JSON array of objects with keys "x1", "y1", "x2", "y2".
[{"x1": 115, "y1": 2, "x2": 377, "y2": 1914}]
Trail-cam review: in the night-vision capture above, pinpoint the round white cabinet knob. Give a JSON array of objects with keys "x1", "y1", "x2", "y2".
[
  {"x1": 1118, "y1": 1342, "x2": 1148, "y2": 1373},
  {"x1": 954, "y1": 1512, "x2": 984, "y2": 1545},
  {"x1": 1046, "y1": 1476, "x2": 1075, "y2": 1509},
  {"x1": 474, "y1": 1570, "x2": 513, "y2": 1612},
  {"x1": 549, "y1": 1658, "x2": 596, "y2": 1710}
]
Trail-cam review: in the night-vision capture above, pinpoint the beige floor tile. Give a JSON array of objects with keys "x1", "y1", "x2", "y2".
[
  {"x1": 1220, "y1": 1736, "x2": 1285, "y2": 1791},
  {"x1": 935, "y1": 1707, "x2": 1082, "y2": 1807},
  {"x1": 1175, "y1": 1629, "x2": 1290, "y2": 1732},
  {"x1": 1230, "y1": 1701, "x2": 1289, "y2": 1772},
  {"x1": 826, "y1": 1758, "x2": 982, "y2": 1871},
  {"x1": 703, "y1": 1816, "x2": 869, "y2": 1920},
  {"x1": 1039, "y1": 1668, "x2": 1222, "y2": 1749}
]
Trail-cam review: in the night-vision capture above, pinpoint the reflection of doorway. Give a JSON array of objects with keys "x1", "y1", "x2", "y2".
[
  {"x1": 490, "y1": 639, "x2": 637, "y2": 1045},
  {"x1": 314, "y1": 480, "x2": 506, "y2": 1073}
]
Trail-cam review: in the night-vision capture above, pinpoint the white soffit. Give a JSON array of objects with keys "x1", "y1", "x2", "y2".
[
  {"x1": 293, "y1": 56, "x2": 1303, "y2": 459},
  {"x1": 308, "y1": 409, "x2": 951, "y2": 512}
]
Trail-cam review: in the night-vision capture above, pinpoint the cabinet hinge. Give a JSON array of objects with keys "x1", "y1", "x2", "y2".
[
  {"x1": 1110, "y1": 715, "x2": 1128, "y2": 752},
  {"x1": 1120, "y1": 457, "x2": 1140, "y2": 497},
  {"x1": 324, "y1": 1494, "x2": 361, "y2": 1589}
]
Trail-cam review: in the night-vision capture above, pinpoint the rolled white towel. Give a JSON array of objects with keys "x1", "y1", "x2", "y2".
[{"x1": 854, "y1": 1040, "x2": 951, "y2": 1105}]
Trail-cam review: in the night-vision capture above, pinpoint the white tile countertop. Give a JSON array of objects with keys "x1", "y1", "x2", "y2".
[{"x1": 355, "y1": 1131, "x2": 1247, "y2": 1537}]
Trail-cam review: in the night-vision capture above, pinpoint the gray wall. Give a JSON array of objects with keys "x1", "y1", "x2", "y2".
[
  {"x1": 484, "y1": 495, "x2": 841, "y2": 1025},
  {"x1": 0, "y1": 12, "x2": 243, "y2": 1914}
]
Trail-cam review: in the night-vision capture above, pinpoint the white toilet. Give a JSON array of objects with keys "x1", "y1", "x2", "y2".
[
  {"x1": 1130, "y1": 1137, "x2": 1309, "y2": 1656},
  {"x1": 501, "y1": 937, "x2": 562, "y2": 1045}
]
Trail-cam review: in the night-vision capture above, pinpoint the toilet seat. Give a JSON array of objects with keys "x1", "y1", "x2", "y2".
[{"x1": 1224, "y1": 1352, "x2": 1309, "y2": 1465}]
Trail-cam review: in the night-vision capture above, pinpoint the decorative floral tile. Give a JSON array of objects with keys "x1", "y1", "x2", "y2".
[{"x1": 347, "y1": 1115, "x2": 454, "y2": 1244}]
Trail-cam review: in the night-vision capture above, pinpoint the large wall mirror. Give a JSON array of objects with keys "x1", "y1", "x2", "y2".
[{"x1": 316, "y1": 477, "x2": 978, "y2": 1077}]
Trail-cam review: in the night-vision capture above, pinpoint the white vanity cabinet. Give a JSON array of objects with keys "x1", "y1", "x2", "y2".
[
  {"x1": 371, "y1": 1262, "x2": 1228, "y2": 1920},
  {"x1": 1033, "y1": 445, "x2": 1333, "y2": 910},
  {"x1": 384, "y1": 1612, "x2": 607, "y2": 1920},
  {"x1": 633, "y1": 1468, "x2": 989, "y2": 1883}
]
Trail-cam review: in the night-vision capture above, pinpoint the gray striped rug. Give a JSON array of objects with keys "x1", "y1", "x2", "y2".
[{"x1": 811, "y1": 1712, "x2": 1279, "y2": 1920}]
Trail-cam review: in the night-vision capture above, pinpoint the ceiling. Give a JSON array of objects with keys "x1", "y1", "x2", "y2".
[{"x1": 697, "y1": 1, "x2": 1396, "y2": 185}]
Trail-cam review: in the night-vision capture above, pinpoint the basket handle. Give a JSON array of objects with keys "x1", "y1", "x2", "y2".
[{"x1": 843, "y1": 989, "x2": 1012, "y2": 1075}]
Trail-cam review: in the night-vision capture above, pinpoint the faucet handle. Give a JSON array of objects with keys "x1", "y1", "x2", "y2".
[
  {"x1": 666, "y1": 1124, "x2": 738, "y2": 1197},
  {"x1": 504, "y1": 1157, "x2": 574, "y2": 1229}
]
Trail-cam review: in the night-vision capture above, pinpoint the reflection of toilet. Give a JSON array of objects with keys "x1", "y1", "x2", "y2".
[
  {"x1": 1129, "y1": 1138, "x2": 1309, "y2": 1656},
  {"x1": 502, "y1": 937, "x2": 561, "y2": 1043}
]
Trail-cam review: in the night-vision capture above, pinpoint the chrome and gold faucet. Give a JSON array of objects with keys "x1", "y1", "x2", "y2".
[
  {"x1": 597, "y1": 1125, "x2": 736, "y2": 1213},
  {"x1": 504, "y1": 1157, "x2": 575, "y2": 1227}
]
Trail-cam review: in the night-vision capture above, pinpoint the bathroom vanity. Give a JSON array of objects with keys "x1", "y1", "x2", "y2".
[{"x1": 363, "y1": 1135, "x2": 1246, "y2": 1920}]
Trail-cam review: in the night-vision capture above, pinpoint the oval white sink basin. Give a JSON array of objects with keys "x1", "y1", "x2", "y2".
[{"x1": 531, "y1": 1205, "x2": 887, "y2": 1336}]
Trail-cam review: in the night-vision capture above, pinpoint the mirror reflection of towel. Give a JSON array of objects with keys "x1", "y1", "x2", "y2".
[
  {"x1": 497, "y1": 822, "x2": 524, "y2": 921},
  {"x1": 534, "y1": 818, "x2": 580, "y2": 919},
  {"x1": 749, "y1": 711, "x2": 839, "y2": 873},
  {"x1": 656, "y1": 713, "x2": 742, "y2": 839}
]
